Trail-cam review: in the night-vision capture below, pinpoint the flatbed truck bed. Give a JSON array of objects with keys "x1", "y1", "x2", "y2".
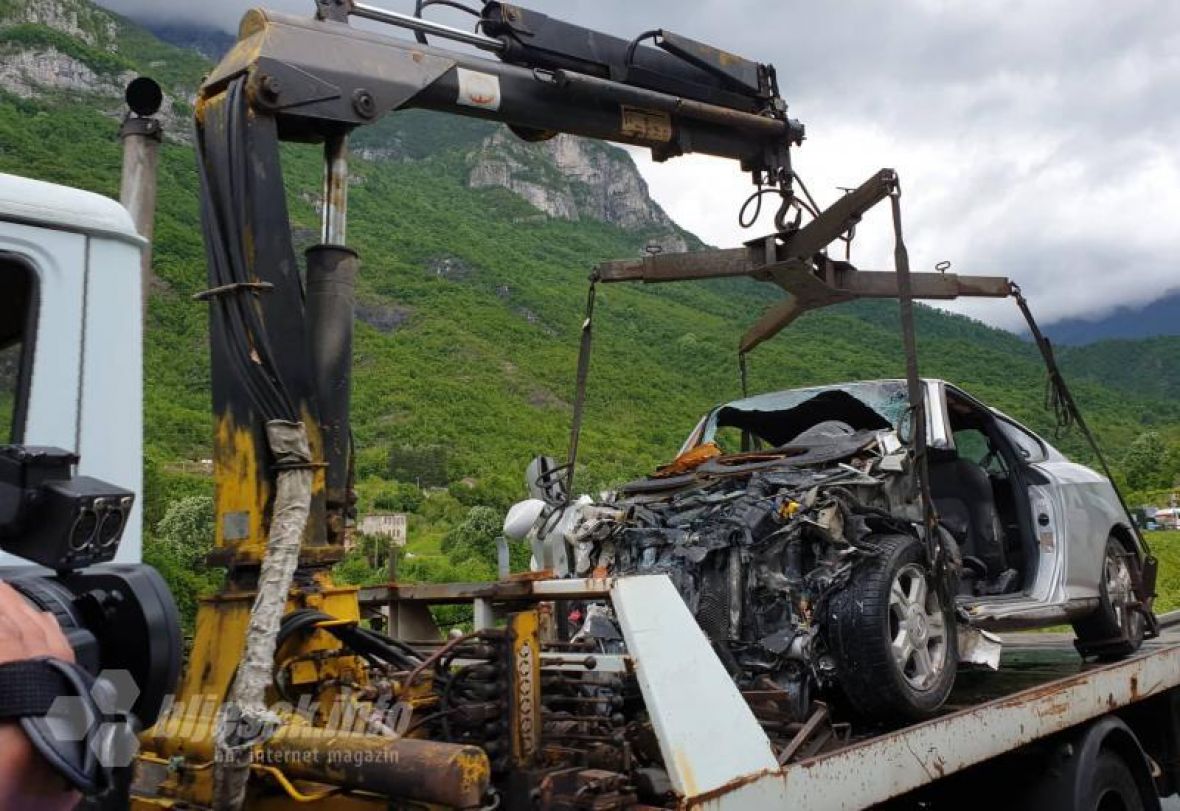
[
  {"x1": 790, "y1": 622, "x2": 1180, "y2": 809},
  {"x1": 364, "y1": 578, "x2": 1180, "y2": 810}
]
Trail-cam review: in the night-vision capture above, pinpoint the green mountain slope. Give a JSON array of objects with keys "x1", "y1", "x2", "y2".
[
  {"x1": 1061, "y1": 337, "x2": 1180, "y2": 404},
  {"x1": 2, "y1": 0, "x2": 1178, "y2": 530}
]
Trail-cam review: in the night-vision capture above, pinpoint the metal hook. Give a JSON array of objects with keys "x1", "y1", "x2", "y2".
[{"x1": 774, "y1": 192, "x2": 801, "y2": 232}]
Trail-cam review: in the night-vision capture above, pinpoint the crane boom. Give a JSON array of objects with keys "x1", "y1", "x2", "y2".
[
  {"x1": 158, "y1": 5, "x2": 809, "y2": 809},
  {"x1": 195, "y1": 2, "x2": 804, "y2": 569}
]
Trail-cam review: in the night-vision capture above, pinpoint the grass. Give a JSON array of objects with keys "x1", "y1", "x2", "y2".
[{"x1": 1150, "y1": 530, "x2": 1180, "y2": 612}]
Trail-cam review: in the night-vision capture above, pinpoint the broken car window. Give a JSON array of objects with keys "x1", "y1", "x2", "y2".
[{"x1": 698, "y1": 381, "x2": 910, "y2": 450}]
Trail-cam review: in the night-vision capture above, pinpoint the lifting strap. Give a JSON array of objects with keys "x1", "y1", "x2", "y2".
[
  {"x1": 564, "y1": 274, "x2": 599, "y2": 498},
  {"x1": 1010, "y1": 282, "x2": 1158, "y2": 627},
  {"x1": 888, "y1": 180, "x2": 942, "y2": 576}
]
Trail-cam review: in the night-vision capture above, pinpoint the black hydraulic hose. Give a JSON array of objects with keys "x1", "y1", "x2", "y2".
[
  {"x1": 221, "y1": 82, "x2": 297, "y2": 419},
  {"x1": 277, "y1": 609, "x2": 424, "y2": 669},
  {"x1": 196, "y1": 78, "x2": 298, "y2": 422},
  {"x1": 196, "y1": 118, "x2": 285, "y2": 420}
]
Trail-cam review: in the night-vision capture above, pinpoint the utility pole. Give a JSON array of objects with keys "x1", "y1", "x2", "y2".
[{"x1": 118, "y1": 77, "x2": 164, "y2": 319}]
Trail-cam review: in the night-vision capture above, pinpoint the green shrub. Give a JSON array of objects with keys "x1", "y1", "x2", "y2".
[{"x1": 143, "y1": 496, "x2": 219, "y2": 633}]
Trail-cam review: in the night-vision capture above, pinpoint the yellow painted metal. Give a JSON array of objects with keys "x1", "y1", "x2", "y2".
[
  {"x1": 209, "y1": 387, "x2": 334, "y2": 565},
  {"x1": 138, "y1": 575, "x2": 371, "y2": 804},
  {"x1": 262, "y1": 726, "x2": 490, "y2": 807},
  {"x1": 251, "y1": 764, "x2": 340, "y2": 802},
  {"x1": 508, "y1": 610, "x2": 541, "y2": 767},
  {"x1": 212, "y1": 409, "x2": 270, "y2": 563},
  {"x1": 130, "y1": 779, "x2": 387, "y2": 811}
]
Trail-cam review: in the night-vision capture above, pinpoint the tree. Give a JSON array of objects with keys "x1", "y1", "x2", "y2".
[
  {"x1": 440, "y1": 505, "x2": 533, "y2": 572},
  {"x1": 441, "y1": 506, "x2": 501, "y2": 565},
  {"x1": 1122, "y1": 432, "x2": 1168, "y2": 493},
  {"x1": 388, "y1": 445, "x2": 449, "y2": 488},
  {"x1": 1164, "y1": 443, "x2": 1180, "y2": 490},
  {"x1": 154, "y1": 495, "x2": 215, "y2": 565},
  {"x1": 371, "y1": 481, "x2": 423, "y2": 513},
  {"x1": 144, "y1": 496, "x2": 218, "y2": 632}
]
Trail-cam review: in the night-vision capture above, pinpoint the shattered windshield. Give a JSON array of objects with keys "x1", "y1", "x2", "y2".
[{"x1": 697, "y1": 380, "x2": 910, "y2": 451}]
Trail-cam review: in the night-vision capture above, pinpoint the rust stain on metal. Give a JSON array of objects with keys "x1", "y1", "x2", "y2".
[
  {"x1": 682, "y1": 767, "x2": 780, "y2": 809},
  {"x1": 671, "y1": 749, "x2": 698, "y2": 798},
  {"x1": 506, "y1": 569, "x2": 556, "y2": 582},
  {"x1": 1038, "y1": 701, "x2": 1069, "y2": 718},
  {"x1": 995, "y1": 677, "x2": 1079, "y2": 708}
]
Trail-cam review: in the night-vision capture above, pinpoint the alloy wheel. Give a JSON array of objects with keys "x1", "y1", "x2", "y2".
[{"x1": 888, "y1": 563, "x2": 948, "y2": 690}]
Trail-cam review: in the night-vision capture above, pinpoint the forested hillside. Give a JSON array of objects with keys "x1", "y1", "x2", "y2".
[
  {"x1": 3, "y1": 0, "x2": 1179, "y2": 619},
  {"x1": 1061, "y1": 337, "x2": 1180, "y2": 404}
]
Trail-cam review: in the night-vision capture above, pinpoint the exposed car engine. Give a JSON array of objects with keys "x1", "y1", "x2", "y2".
[{"x1": 518, "y1": 383, "x2": 971, "y2": 724}]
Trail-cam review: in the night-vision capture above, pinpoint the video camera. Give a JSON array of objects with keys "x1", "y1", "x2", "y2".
[{"x1": 0, "y1": 445, "x2": 181, "y2": 795}]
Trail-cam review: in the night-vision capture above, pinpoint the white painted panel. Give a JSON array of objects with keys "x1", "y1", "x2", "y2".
[
  {"x1": 611, "y1": 575, "x2": 785, "y2": 805},
  {"x1": 78, "y1": 236, "x2": 143, "y2": 563},
  {"x1": 0, "y1": 221, "x2": 85, "y2": 567}
]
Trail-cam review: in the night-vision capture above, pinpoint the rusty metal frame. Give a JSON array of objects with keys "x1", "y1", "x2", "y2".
[
  {"x1": 776, "y1": 645, "x2": 1180, "y2": 810},
  {"x1": 358, "y1": 575, "x2": 615, "y2": 607},
  {"x1": 595, "y1": 168, "x2": 1012, "y2": 354},
  {"x1": 362, "y1": 574, "x2": 1180, "y2": 809}
]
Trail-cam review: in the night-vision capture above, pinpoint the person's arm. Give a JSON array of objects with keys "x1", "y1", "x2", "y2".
[{"x1": 0, "y1": 581, "x2": 80, "y2": 811}]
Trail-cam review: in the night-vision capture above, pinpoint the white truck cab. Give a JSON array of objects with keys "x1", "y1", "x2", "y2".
[{"x1": 0, "y1": 172, "x2": 144, "y2": 565}]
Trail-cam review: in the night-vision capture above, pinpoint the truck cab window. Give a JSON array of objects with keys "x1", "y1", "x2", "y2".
[{"x1": 0, "y1": 257, "x2": 36, "y2": 444}]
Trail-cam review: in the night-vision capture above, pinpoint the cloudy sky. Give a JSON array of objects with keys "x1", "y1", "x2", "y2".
[{"x1": 99, "y1": 0, "x2": 1180, "y2": 329}]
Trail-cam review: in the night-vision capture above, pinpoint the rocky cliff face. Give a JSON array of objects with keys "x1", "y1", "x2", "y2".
[
  {"x1": 0, "y1": 0, "x2": 192, "y2": 139},
  {"x1": 3, "y1": 0, "x2": 117, "y2": 46},
  {"x1": 0, "y1": 0, "x2": 123, "y2": 98},
  {"x1": 0, "y1": 47, "x2": 128, "y2": 99},
  {"x1": 467, "y1": 129, "x2": 691, "y2": 252}
]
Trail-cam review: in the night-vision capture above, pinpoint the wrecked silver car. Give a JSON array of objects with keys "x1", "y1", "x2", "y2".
[{"x1": 509, "y1": 379, "x2": 1151, "y2": 722}]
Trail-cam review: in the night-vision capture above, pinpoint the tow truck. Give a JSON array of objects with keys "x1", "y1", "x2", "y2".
[{"x1": 0, "y1": 1, "x2": 1178, "y2": 809}]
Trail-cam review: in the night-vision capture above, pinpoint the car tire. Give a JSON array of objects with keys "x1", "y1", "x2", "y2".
[
  {"x1": 1073, "y1": 535, "x2": 1146, "y2": 661},
  {"x1": 825, "y1": 533, "x2": 958, "y2": 722}
]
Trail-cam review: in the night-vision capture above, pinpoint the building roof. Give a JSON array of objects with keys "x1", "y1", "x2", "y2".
[{"x1": 0, "y1": 173, "x2": 144, "y2": 245}]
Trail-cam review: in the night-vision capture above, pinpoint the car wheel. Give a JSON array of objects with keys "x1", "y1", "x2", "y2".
[
  {"x1": 1073, "y1": 535, "x2": 1146, "y2": 661},
  {"x1": 826, "y1": 534, "x2": 958, "y2": 722}
]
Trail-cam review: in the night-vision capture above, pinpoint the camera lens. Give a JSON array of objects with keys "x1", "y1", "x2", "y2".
[
  {"x1": 3, "y1": 567, "x2": 183, "y2": 727},
  {"x1": 69, "y1": 509, "x2": 99, "y2": 551},
  {"x1": 96, "y1": 508, "x2": 126, "y2": 549},
  {"x1": 7, "y1": 578, "x2": 99, "y2": 672}
]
